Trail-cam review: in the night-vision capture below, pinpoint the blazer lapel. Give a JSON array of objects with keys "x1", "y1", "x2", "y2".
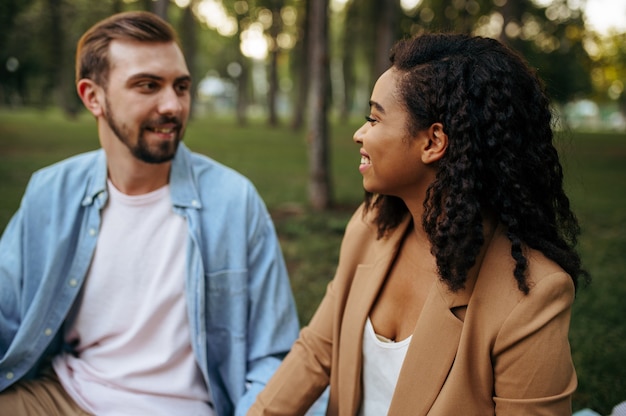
[
  {"x1": 337, "y1": 217, "x2": 411, "y2": 415},
  {"x1": 387, "y1": 226, "x2": 499, "y2": 415},
  {"x1": 388, "y1": 274, "x2": 472, "y2": 415}
]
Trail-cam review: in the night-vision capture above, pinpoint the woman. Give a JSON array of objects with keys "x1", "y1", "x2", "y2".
[{"x1": 249, "y1": 33, "x2": 587, "y2": 415}]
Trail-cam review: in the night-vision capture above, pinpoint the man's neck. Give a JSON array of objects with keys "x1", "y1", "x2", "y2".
[{"x1": 106, "y1": 157, "x2": 171, "y2": 195}]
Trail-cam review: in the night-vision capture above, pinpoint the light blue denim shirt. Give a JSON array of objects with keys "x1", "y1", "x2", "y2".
[{"x1": 0, "y1": 143, "x2": 300, "y2": 415}]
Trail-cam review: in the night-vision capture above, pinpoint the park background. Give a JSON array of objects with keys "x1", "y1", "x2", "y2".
[{"x1": 0, "y1": 0, "x2": 624, "y2": 414}]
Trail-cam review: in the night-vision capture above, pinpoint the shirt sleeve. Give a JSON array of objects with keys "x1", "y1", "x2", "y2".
[
  {"x1": 0, "y1": 206, "x2": 24, "y2": 359},
  {"x1": 235, "y1": 188, "x2": 302, "y2": 415}
]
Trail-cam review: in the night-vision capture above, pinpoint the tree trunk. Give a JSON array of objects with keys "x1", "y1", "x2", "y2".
[
  {"x1": 267, "y1": 0, "x2": 283, "y2": 127},
  {"x1": 112, "y1": 0, "x2": 124, "y2": 13},
  {"x1": 233, "y1": 10, "x2": 250, "y2": 126},
  {"x1": 340, "y1": 1, "x2": 358, "y2": 122},
  {"x1": 45, "y1": 0, "x2": 78, "y2": 116},
  {"x1": 141, "y1": 0, "x2": 152, "y2": 12},
  {"x1": 45, "y1": 0, "x2": 62, "y2": 107},
  {"x1": 235, "y1": 54, "x2": 249, "y2": 126},
  {"x1": 152, "y1": 0, "x2": 169, "y2": 20},
  {"x1": 373, "y1": 0, "x2": 400, "y2": 79},
  {"x1": 306, "y1": 0, "x2": 332, "y2": 210},
  {"x1": 290, "y1": 0, "x2": 311, "y2": 130},
  {"x1": 180, "y1": 2, "x2": 198, "y2": 118},
  {"x1": 498, "y1": 0, "x2": 530, "y2": 46}
]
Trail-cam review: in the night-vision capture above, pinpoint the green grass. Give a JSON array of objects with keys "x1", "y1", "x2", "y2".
[
  {"x1": 559, "y1": 132, "x2": 626, "y2": 413},
  {"x1": 0, "y1": 108, "x2": 624, "y2": 414}
]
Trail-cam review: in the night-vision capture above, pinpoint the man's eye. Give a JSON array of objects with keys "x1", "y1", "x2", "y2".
[
  {"x1": 365, "y1": 115, "x2": 377, "y2": 124},
  {"x1": 137, "y1": 82, "x2": 157, "y2": 91},
  {"x1": 175, "y1": 83, "x2": 190, "y2": 94}
]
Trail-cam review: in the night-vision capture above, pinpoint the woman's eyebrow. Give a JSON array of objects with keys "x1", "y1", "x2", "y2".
[{"x1": 369, "y1": 100, "x2": 386, "y2": 114}]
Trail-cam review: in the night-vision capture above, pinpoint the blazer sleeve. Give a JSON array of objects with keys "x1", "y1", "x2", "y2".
[
  {"x1": 492, "y1": 270, "x2": 577, "y2": 415},
  {"x1": 248, "y1": 206, "x2": 371, "y2": 415},
  {"x1": 246, "y1": 277, "x2": 336, "y2": 415}
]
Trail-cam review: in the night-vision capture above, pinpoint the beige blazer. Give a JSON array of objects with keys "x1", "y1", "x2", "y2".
[{"x1": 249, "y1": 205, "x2": 577, "y2": 415}]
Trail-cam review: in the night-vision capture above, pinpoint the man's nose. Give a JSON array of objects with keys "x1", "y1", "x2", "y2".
[{"x1": 158, "y1": 87, "x2": 184, "y2": 115}]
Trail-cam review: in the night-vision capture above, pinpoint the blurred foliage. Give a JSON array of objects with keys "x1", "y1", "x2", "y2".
[
  {"x1": 1, "y1": 0, "x2": 623, "y2": 118},
  {"x1": 586, "y1": 31, "x2": 626, "y2": 113}
]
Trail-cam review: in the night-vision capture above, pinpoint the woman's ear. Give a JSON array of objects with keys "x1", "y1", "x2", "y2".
[
  {"x1": 77, "y1": 79, "x2": 104, "y2": 118},
  {"x1": 422, "y1": 123, "x2": 448, "y2": 164}
]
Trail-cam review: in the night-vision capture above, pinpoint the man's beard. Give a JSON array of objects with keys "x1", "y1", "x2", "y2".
[{"x1": 103, "y1": 99, "x2": 184, "y2": 164}]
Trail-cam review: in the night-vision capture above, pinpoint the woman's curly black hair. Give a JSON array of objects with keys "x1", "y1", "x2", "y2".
[{"x1": 364, "y1": 33, "x2": 589, "y2": 294}]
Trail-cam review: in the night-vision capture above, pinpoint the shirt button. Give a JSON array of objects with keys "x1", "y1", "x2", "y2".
[
  {"x1": 6, "y1": 372, "x2": 14, "y2": 380},
  {"x1": 89, "y1": 228, "x2": 96, "y2": 236},
  {"x1": 69, "y1": 279, "x2": 78, "y2": 287},
  {"x1": 44, "y1": 328, "x2": 53, "y2": 336},
  {"x1": 191, "y1": 199, "x2": 200, "y2": 207}
]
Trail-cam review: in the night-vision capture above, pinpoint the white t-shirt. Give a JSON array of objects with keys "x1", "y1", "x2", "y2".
[
  {"x1": 359, "y1": 317, "x2": 412, "y2": 416},
  {"x1": 53, "y1": 181, "x2": 213, "y2": 416}
]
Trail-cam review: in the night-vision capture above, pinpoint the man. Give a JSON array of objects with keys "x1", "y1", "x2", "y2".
[{"x1": 0, "y1": 11, "x2": 299, "y2": 416}]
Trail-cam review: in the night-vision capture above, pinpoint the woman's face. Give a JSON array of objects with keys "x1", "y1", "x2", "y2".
[{"x1": 353, "y1": 69, "x2": 434, "y2": 203}]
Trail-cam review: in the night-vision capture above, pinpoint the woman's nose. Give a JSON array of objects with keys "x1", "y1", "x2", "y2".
[{"x1": 353, "y1": 122, "x2": 367, "y2": 144}]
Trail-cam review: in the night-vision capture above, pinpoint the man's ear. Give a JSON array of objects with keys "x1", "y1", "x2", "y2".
[
  {"x1": 77, "y1": 79, "x2": 104, "y2": 117},
  {"x1": 422, "y1": 123, "x2": 448, "y2": 164}
]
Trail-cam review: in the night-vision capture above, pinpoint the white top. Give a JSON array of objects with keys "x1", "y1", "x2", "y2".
[
  {"x1": 359, "y1": 317, "x2": 412, "y2": 416},
  {"x1": 53, "y1": 181, "x2": 213, "y2": 416}
]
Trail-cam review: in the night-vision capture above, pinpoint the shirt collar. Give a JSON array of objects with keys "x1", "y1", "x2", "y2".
[
  {"x1": 81, "y1": 149, "x2": 108, "y2": 207},
  {"x1": 169, "y1": 143, "x2": 203, "y2": 210},
  {"x1": 80, "y1": 143, "x2": 202, "y2": 210}
]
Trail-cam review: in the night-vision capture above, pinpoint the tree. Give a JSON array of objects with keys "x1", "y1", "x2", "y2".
[
  {"x1": 372, "y1": 0, "x2": 401, "y2": 79},
  {"x1": 587, "y1": 31, "x2": 626, "y2": 116},
  {"x1": 0, "y1": 0, "x2": 36, "y2": 102},
  {"x1": 38, "y1": 0, "x2": 95, "y2": 116},
  {"x1": 265, "y1": 0, "x2": 284, "y2": 126},
  {"x1": 338, "y1": 0, "x2": 358, "y2": 122},
  {"x1": 306, "y1": 0, "x2": 332, "y2": 210},
  {"x1": 44, "y1": 0, "x2": 65, "y2": 108},
  {"x1": 234, "y1": 41, "x2": 251, "y2": 125},
  {"x1": 0, "y1": 0, "x2": 35, "y2": 105},
  {"x1": 290, "y1": 0, "x2": 311, "y2": 130},
  {"x1": 151, "y1": 0, "x2": 170, "y2": 20},
  {"x1": 397, "y1": 0, "x2": 593, "y2": 104},
  {"x1": 494, "y1": 0, "x2": 593, "y2": 103},
  {"x1": 179, "y1": 1, "x2": 200, "y2": 116},
  {"x1": 224, "y1": 0, "x2": 252, "y2": 125},
  {"x1": 2, "y1": 0, "x2": 139, "y2": 111},
  {"x1": 497, "y1": 0, "x2": 532, "y2": 44}
]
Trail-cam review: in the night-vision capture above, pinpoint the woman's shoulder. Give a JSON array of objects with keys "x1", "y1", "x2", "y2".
[{"x1": 472, "y1": 229, "x2": 575, "y2": 315}]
